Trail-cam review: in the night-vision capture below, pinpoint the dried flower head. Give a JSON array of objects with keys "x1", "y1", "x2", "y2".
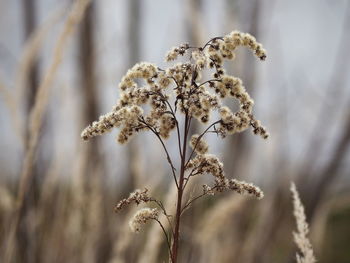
[
  {"x1": 81, "y1": 30, "x2": 268, "y2": 144},
  {"x1": 129, "y1": 208, "x2": 159, "y2": 233},
  {"x1": 186, "y1": 153, "x2": 263, "y2": 199},
  {"x1": 223, "y1": 31, "x2": 267, "y2": 60},
  {"x1": 190, "y1": 134, "x2": 209, "y2": 155},
  {"x1": 114, "y1": 188, "x2": 151, "y2": 212},
  {"x1": 228, "y1": 179, "x2": 264, "y2": 199},
  {"x1": 165, "y1": 43, "x2": 190, "y2": 62}
]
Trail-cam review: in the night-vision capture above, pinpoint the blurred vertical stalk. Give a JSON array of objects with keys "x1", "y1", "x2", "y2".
[
  {"x1": 78, "y1": 0, "x2": 99, "y2": 190},
  {"x1": 19, "y1": 1, "x2": 39, "y2": 262},
  {"x1": 106, "y1": 3, "x2": 144, "y2": 261},
  {"x1": 125, "y1": 0, "x2": 142, "y2": 194},
  {"x1": 78, "y1": 3, "x2": 108, "y2": 263},
  {"x1": 186, "y1": 0, "x2": 203, "y2": 138},
  {"x1": 23, "y1": 0, "x2": 39, "y2": 132},
  {"x1": 298, "y1": 2, "x2": 350, "y2": 179},
  {"x1": 223, "y1": 0, "x2": 261, "y2": 177},
  {"x1": 297, "y1": 3, "x2": 350, "y2": 209},
  {"x1": 79, "y1": 1, "x2": 99, "y2": 158},
  {"x1": 307, "y1": 110, "x2": 350, "y2": 219},
  {"x1": 186, "y1": 0, "x2": 204, "y2": 47}
]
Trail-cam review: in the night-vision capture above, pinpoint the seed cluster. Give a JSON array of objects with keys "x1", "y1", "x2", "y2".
[
  {"x1": 129, "y1": 208, "x2": 159, "y2": 233},
  {"x1": 187, "y1": 154, "x2": 263, "y2": 199},
  {"x1": 190, "y1": 134, "x2": 209, "y2": 155},
  {"x1": 114, "y1": 188, "x2": 151, "y2": 212},
  {"x1": 81, "y1": 30, "x2": 269, "y2": 144},
  {"x1": 202, "y1": 179, "x2": 264, "y2": 200},
  {"x1": 227, "y1": 179, "x2": 264, "y2": 199},
  {"x1": 223, "y1": 31, "x2": 267, "y2": 60},
  {"x1": 165, "y1": 43, "x2": 190, "y2": 62}
]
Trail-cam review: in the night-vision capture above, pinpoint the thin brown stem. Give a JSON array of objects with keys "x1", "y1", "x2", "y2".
[
  {"x1": 139, "y1": 118, "x2": 179, "y2": 188},
  {"x1": 157, "y1": 67, "x2": 181, "y2": 88},
  {"x1": 185, "y1": 120, "x2": 221, "y2": 168},
  {"x1": 181, "y1": 186, "x2": 218, "y2": 215},
  {"x1": 155, "y1": 219, "x2": 174, "y2": 262},
  {"x1": 171, "y1": 113, "x2": 190, "y2": 263},
  {"x1": 148, "y1": 82, "x2": 183, "y2": 158},
  {"x1": 186, "y1": 116, "x2": 193, "y2": 137},
  {"x1": 201, "y1": 36, "x2": 224, "y2": 50},
  {"x1": 152, "y1": 199, "x2": 174, "y2": 236},
  {"x1": 181, "y1": 193, "x2": 205, "y2": 215},
  {"x1": 183, "y1": 163, "x2": 205, "y2": 190},
  {"x1": 161, "y1": 93, "x2": 183, "y2": 158},
  {"x1": 197, "y1": 78, "x2": 222, "y2": 88}
]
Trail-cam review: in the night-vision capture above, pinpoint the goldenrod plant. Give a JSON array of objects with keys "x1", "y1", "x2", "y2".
[{"x1": 82, "y1": 30, "x2": 268, "y2": 262}]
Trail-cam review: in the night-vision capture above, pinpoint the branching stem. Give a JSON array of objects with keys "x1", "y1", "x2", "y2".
[
  {"x1": 181, "y1": 186, "x2": 219, "y2": 215},
  {"x1": 201, "y1": 36, "x2": 224, "y2": 50},
  {"x1": 185, "y1": 120, "x2": 222, "y2": 169},
  {"x1": 151, "y1": 199, "x2": 174, "y2": 236},
  {"x1": 155, "y1": 219, "x2": 174, "y2": 262},
  {"x1": 139, "y1": 118, "x2": 179, "y2": 188},
  {"x1": 171, "y1": 113, "x2": 190, "y2": 262}
]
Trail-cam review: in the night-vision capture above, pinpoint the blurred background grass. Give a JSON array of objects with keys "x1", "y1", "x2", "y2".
[{"x1": 0, "y1": 0, "x2": 349, "y2": 262}]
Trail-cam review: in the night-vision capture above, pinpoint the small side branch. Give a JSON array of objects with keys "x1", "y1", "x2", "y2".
[
  {"x1": 151, "y1": 199, "x2": 174, "y2": 235},
  {"x1": 183, "y1": 163, "x2": 206, "y2": 190},
  {"x1": 197, "y1": 79, "x2": 222, "y2": 88},
  {"x1": 181, "y1": 193, "x2": 206, "y2": 216},
  {"x1": 185, "y1": 120, "x2": 221, "y2": 168},
  {"x1": 139, "y1": 118, "x2": 179, "y2": 188},
  {"x1": 155, "y1": 219, "x2": 174, "y2": 262},
  {"x1": 181, "y1": 186, "x2": 218, "y2": 215},
  {"x1": 147, "y1": 86, "x2": 183, "y2": 159},
  {"x1": 201, "y1": 36, "x2": 224, "y2": 50},
  {"x1": 161, "y1": 93, "x2": 183, "y2": 159}
]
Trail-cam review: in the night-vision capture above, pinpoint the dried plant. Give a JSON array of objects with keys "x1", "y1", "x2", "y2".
[
  {"x1": 291, "y1": 182, "x2": 317, "y2": 263},
  {"x1": 82, "y1": 30, "x2": 268, "y2": 262}
]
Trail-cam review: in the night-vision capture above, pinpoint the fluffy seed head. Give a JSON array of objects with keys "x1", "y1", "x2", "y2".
[
  {"x1": 129, "y1": 208, "x2": 159, "y2": 233},
  {"x1": 190, "y1": 134, "x2": 209, "y2": 155}
]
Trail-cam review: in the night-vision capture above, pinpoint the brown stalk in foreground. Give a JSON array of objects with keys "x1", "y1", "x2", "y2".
[{"x1": 81, "y1": 30, "x2": 268, "y2": 262}]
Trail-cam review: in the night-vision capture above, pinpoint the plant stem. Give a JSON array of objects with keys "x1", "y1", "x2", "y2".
[
  {"x1": 185, "y1": 120, "x2": 221, "y2": 168},
  {"x1": 171, "y1": 113, "x2": 189, "y2": 263}
]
